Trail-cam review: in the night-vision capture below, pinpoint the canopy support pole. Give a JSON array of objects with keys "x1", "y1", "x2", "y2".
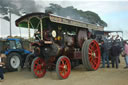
[
  {"x1": 40, "y1": 19, "x2": 43, "y2": 40},
  {"x1": 28, "y1": 20, "x2": 31, "y2": 41}
]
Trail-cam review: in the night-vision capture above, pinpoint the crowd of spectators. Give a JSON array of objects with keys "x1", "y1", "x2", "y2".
[{"x1": 100, "y1": 33, "x2": 128, "y2": 69}]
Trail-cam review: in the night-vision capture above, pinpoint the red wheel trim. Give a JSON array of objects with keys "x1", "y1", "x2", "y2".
[
  {"x1": 58, "y1": 57, "x2": 71, "y2": 79},
  {"x1": 88, "y1": 40, "x2": 101, "y2": 70},
  {"x1": 33, "y1": 57, "x2": 46, "y2": 78}
]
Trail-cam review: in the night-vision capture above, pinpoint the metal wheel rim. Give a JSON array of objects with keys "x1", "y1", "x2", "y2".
[{"x1": 10, "y1": 56, "x2": 20, "y2": 69}]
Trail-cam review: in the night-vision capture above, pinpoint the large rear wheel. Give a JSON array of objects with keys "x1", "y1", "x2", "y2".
[
  {"x1": 31, "y1": 57, "x2": 46, "y2": 78},
  {"x1": 82, "y1": 39, "x2": 101, "y2": 71},
  {"x1": 56, "y1": 56, "x2": 71, "y2": 79},
  {"x1": 6, "y1": 52, "x2": 22, "y2": 71}
]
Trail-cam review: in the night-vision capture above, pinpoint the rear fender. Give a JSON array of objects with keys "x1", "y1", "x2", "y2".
[{"x1": 5, "y1": 50, "x2": 22, "y2": 56}]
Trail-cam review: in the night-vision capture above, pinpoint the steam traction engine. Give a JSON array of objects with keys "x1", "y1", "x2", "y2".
[{"x1": 15, "y1": 12, "x2": 103, "y2": 79}]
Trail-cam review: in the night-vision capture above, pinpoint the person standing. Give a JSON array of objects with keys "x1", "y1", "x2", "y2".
[
  {"x1": 123, "y1": 41, "x2": 128, "y2": 69},
  {"x1": 0, "y1": 53, "x2": 5, "y2": 82},
  {"x1": 110, "y1": 42, "x2": 121, "y2": 69},
  {"x1": 102, "y1": 32, "x2": 110, "y2": 68},
  {"x1": 100, "y1": 40, "x2": 110, "y2": 68}
]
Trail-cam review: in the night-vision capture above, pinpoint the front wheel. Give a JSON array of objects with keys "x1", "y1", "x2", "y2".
[
  {"x1": 56, "y1": 56, "x2": 71, "y2": 79},
  {"x1": 31, "y1": 57, "x2": 46, "y2": 78}
]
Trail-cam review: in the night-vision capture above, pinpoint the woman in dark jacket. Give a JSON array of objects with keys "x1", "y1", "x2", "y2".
[{"x1": 110, "y1": 42, "x2": 121, "y2": 69}]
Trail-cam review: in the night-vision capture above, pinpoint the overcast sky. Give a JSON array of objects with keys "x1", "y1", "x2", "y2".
[{"x1": 0, "y1": 0, "x2": 128, "y2": 39}]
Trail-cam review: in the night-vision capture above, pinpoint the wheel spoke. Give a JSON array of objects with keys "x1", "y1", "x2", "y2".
[
  {"x1": 89, "y1": 57, "x2": 93, "y2": 62},
  {"x1": 61, "y1": 60, "x2": 65, "y2": 65},
  {"x1": 59, "y1": 65, "x2": 64, "y2": 70},
  {"x1": 88, "y1": 53, "x2": 92, "y2": 56},
  {"x1": 94, "y1": 49, "x2": 98, "y2": 52},
  {"x1": 93, "y1": 60, "x2": 96, "y2": 65},
  {"x1": 60, "y1": 70, "x2": 64, "y2": 75},
  {"x1": 88, "y1": 48, "x2": 92, "y2": 51},
  {"x1": 34, "y1": 67, "x2": 38, "y2": 71},
  {"x1": 90, "y1": 61, "x2": 94, "y2": 68},
  {"x1": 63, "y1": 68, "x2": 66, "y2": 74}
]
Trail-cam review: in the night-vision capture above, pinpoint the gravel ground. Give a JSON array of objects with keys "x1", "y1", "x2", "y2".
[{"x1": 1, "y1": 57, "x2": 128, "y2": 85}]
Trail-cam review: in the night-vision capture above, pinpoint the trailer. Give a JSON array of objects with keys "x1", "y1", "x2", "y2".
[{"x1": 15, "y1": 12, "x2": 104, "y2": 79}]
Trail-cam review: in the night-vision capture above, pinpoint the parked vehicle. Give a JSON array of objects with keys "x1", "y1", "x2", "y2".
[
  {"x1": 0, "y1": 38, "x2": 31, "y2": 71},
  {"x1": 15, "y1": 12, "x2": 103, "y2": 79}
]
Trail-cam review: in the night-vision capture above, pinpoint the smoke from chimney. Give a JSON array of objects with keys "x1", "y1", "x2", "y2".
[
  {"x1": 0, "y1": 1, "x2": 107, "y2": 27},
  {"x1": 0, "y1": 0, "x2": 42, "y2": 16}
]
